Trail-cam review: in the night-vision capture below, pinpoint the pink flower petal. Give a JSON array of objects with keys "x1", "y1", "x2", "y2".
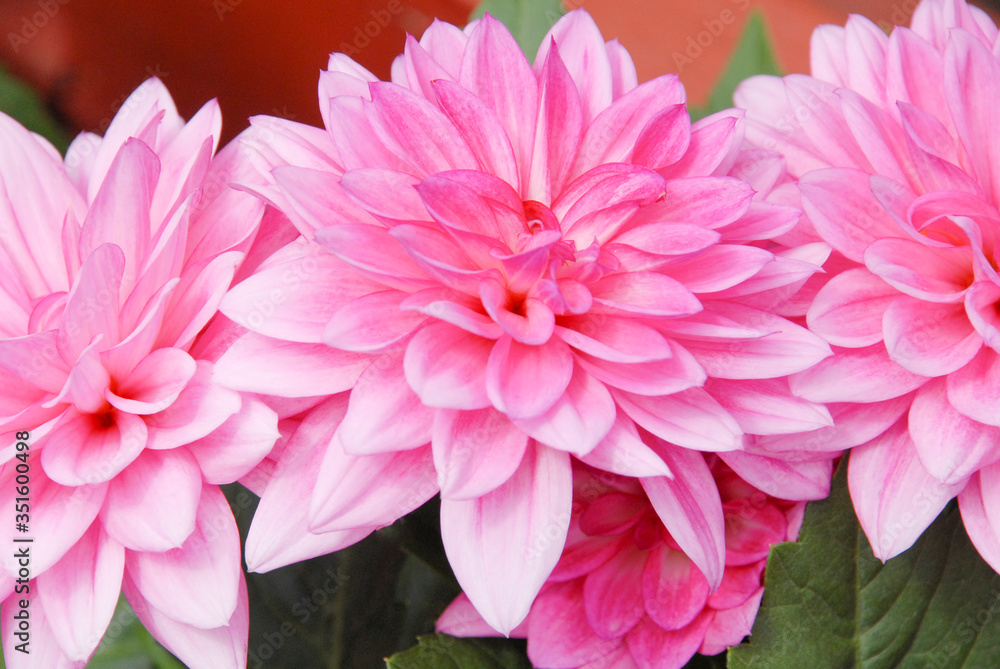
[
  {"x1": 584, "y1": 544, "x2": 648, "y2": 639},
  {"x1": 125, "y1": 485, "x2": 240, "y2": 628},
  {"x1": 807, "y1": 267, "x2": 897, "y2": 348},
  {"x1": 441, "y1": 443, "x2": 572, "y2": 635},
  {"x1": 404, "y1": 323, "x2": 494, "y2": 410},
  {"x1": 338, "y1": 351, "x2": 435, "y2": 454},
  {"x1": 848, "y1": 419, "x2": 965, "y2": 560},
  {"x1": 641, "y1": 444, "x2": 725, "y2": 589},
  {"x1": 958, "y1": 467, "x2": 1000, "y2": 574},
  {"x1": 791, "y1": 343, "x2": 929, "y2": 403},
  {"x1": 718, "y1": 450, "x2": 834, "y2": 501},
  {"x1": 947, "y1": 348, "x2": 1000, "y2": 426},
  {"x1": 590, "y1": 272, "x2": 702, "y2": 318},
  {"x1": 527, "y1": 580, "x2": 621, "y2": 667},
  {"x1": 556, "y1": 316, "x2": 673, "y2": 363},
  {"x1": 246, "y1": 395, "x2": 374, "y2": 572},
  {"x1": 883, "y1": 296, "x2": 982, "y2": 376},
  {"x1": 57, "y1": 243, "x2": 124, "y2": 362},
  {"x1": 662, "y1": 245, "x2": 773, "y2": 294},
  {"x1": 107, "y1": 348, "x2": 196, "y2": 415},
  {"x1": 864, "y1": 237, "x2": 973, "y2": 302},
  {"x1": 515, "y1": 365, "x2": 616, "y2": 455},
  {"x1": 707, "y1": 377, "x2": 833, "y2": 435},
  {"x1": 486, "y1": 335, "x2": 574, "y2": 420},
  {"x1": 433, "y1": 407, "x2": 529, "y2": 500},
  {"x1": 212, "y1": 331, "x2": 370, "y2": 397},
  {"x1": 143, "y1": 361, "x2": 242, "y2": 451},
  {"x1": 122, "y1": 568, "x2": 248, "y2": 669},
  {"x1": 37, "y1": 525, "x2": 124, "y2": 661},
  {"x1": 309, "y1": 433, "x2": 436, "y2": 533},
  {"x1": 323, "y1": 290, "x2": 427, "y2": 353},
  {"x1": 41, "y1": 410, "x2": 147, "y2": 486},
  {"x1": 642, "y1": 545, "x2": 710, "y2": 631},
  {"x1": 616, "y1": 388, "x2": 743, "y2": 453},
  {"x1": 626, "y1": 611, "x2": 713, "y2": 669},
  {"x1": 578, "y1": 413, "x2": 672, "y2": 478},
  {"x1": 527, "y1": 43, "x2": 584, "y2": 202},
  {"x1": 908, "y1": 378, "x2": 1000, "y2": 485},
  {"x1": 700, "y1": 587, "x2": 763, "y2": 655},
  {"x1": 184, "y1": 396, "x2": 279, "y2": 484}
]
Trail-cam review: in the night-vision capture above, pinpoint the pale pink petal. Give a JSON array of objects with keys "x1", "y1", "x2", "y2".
[
  {"x1": 309, "y1": 433, "x2": 436, "y2": 533},
  {"x1": 958, "y1": 467, "x2": 1000, "y2": 574},
  {"x1": 707, "y1": 377, "x2": 833, "y2": 435},
  {"x1": 865, "y1": 237, "x2": 973, "y2": 302},
  {"x1": 441, "y1": 443, "x2": 572, "y2": 635},
  {"x1": 99, "y1": 449, "x2": 202, "y2": 552},
  {"x1": 848, "y1": 419, "x2": 966, "y2": 560},
  {"x1": 642, "y1": 444, "x2": 725, "y2": 589},
  {"x1": 338, "y1": 351, "x2": 435, "y2": 454},
  {"x1": 212, "y1": 331, "x2": 369, "y2": 397},
  {"x1": 143, "y1": 361, "x2": 242, "y2": 451},
  {"x1": 908, "y1": 378, "x2": 1000, "y2": 485},
  {"x1": 246, "y1": 395, "x2": 374, "y2": 572},
  {"x1": 718, "y1": 450, "x2": 834, "y2": 501},
  {"x1": 578, "y1": 413, "x2": 672, "y2": 478},
  {"x1": 527, "y1": 43, "x2": 584, "y2": 202},
  {"x1": 536, "y1": 10, "x2": 613, "y2": 125},
  {"x1": 57, "y1": 243, "x2": 124, "y2": 362},
  {"x1": 616, "y1": 388, "x2": 743, "y2": 453},
  {"x1": 323, "y1": 290, "x2": 427, "y2": 352},
  {"x1": 589, "y1": 272, "x2": 702, "y2": 318},
  {"x1": 125, "y1": 485, "x2": 240, "y2": 628},
  {"x1": 433, "y1": 408, "x2": 529, "y2": 500},
  {"x1": 122, "y1": 569, "x2": 248, "y2": 669},
  {"x1": 437, "y1": 593, "x2": 518, "y2": 638},
  {"x1": 37, "y1": 525, "x2": 124, "y2": 661},
  {"x1": 791, "y1": 343, "x2": 929, "y2": 403},
  {"x1": 3, "y1": 586, "x2": 79, "y2": 669},
  {"x1": 184, "y1": 396, "x2": 278, "y2": 484}
]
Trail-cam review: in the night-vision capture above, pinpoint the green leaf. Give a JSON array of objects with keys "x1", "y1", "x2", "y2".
[
  {"x1": 0, "y1": 66, "x2": 69, "y2": 153},
  {"x1": 690, "y1": 11, "x2": 781, "y2": 120},
  {"x1": 385, "y1": 634, "x2": 532, "y2": 669},
  {"x1": 729, "y1": 457, "x2": 1000, "y2": 668},
  {"x1": 470, "y1": 0, "x2": 565, "y2": 59}
]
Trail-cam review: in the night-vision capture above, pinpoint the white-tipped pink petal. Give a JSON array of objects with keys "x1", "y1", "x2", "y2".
[
  {"x1": 641, "y1": 444, "x2": 725, "y2": 589},
  {"x1": 125, "y1": 485, "x2": 240, "y2": 628},
  {"x1": 616, "y1": 388, "x2": 743, "y2": 453},
  {"x1": 441, "y1": 443, "x2": 572, "y2": 635},
  {"x1": 98, "y1": 449, "x2": 202, "y2": 552},
  {"x1": 848, "y1": 419, "x2": 965, "y2": 560},
  {"x1": 37, "y1": 525, "x2": 124, "y2": 661}
]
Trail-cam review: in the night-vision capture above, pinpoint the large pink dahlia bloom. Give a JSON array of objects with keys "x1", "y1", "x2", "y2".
[
  {"x1": 735, "y1": 0, "x2": 1000, "y2": 565},
  {"x1": 221, "y1": 10, "x2": 834, "y2": 634},
  {"x1": 437, "y1": 459, "x2": 804, "y2": 669},
  {"x1": 0, "y1": 79, "x2": 276, "y2": 667}
]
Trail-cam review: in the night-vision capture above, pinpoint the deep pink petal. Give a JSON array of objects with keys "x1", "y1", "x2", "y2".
[
  {"x1": 626, "y1": 611, "x2": 713, "y2": 669},
  {"x1": 642, "y1": 545, "x2": 710, "y2": 631},
  {"x1": 865, "y1": 237, "x2": 973, "y2": 302},
  {"x1": 526, "y1": 580, "x2": 622, "y2": 667},
  {"x1": 584, "y1": 544, "x2": 648, "y2": 639},
  {"x1": 441, "y1": 443, "x2": 572, "y2": 635}
]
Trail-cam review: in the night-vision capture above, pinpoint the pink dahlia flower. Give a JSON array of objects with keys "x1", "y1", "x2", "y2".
[
  {"x1": 734, "y1": 0, "x2": 1000, "y2": 565},
  {"x1": 220, "y1": 10, "x2": 834, "y2": 634},
  {"x1": 437, "y1": 458, "x2": 804, "y2": 669},
  {"x1": 0, "y1": 79, "x2": 277, "y2": 667}
]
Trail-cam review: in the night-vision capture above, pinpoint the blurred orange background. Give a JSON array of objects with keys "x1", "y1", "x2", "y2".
[{"x1": 1, "y1": 0, "x2": 997, "y2": 143}]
